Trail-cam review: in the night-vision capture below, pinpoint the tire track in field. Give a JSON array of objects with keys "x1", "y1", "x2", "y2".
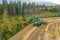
[
  {"x1": 27, "y1": 24, "x2": 47, "y2": 40},
  {"x1": 40, "y1": 21, "x2": 60, "y2": 40},
  {"x1": 9, "y1": 23, "x2": 34, "y2": 40}
]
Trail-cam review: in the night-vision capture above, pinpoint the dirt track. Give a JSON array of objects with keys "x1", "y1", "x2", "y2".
[{"x1": 9, "y1": 23, "x2": 34, "y2": 40}]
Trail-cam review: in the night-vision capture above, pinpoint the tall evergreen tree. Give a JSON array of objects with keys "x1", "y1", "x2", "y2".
[
  {"x1": 2, "y1": 0, "x2": 8, "y2": 9},
  {"x1": 16, "y1": 1, "x2": 21, "y2": 15},
  {"x1": 22, "y1": 2, "x2": 27, "y2": 21}
]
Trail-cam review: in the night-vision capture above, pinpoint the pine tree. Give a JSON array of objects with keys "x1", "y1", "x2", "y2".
[
  {"x1": 22, "y1": 2, "x2": 27, "y2": 21},
  {"x1": 16, "y1": 1, "x2": 21, "y2": 15},
  {"x1": 2, "y1": 0, "x2": 8, "y2": 9}
]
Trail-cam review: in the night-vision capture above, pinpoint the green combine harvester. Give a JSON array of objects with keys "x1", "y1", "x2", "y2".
[
  {"x1": 28, "y1": 17, "x2": 47, "y2": 27},
  {"x1": 34, "y1": 18, "x2": 42, "y2": 26}
]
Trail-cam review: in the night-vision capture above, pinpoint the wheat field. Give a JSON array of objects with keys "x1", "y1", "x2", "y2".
[{"x1": 43, "y1": 21, "x2": 60, "y2": 40}]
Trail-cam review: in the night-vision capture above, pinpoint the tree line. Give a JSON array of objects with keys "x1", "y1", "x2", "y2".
[{"x1": 0, "y1": 0, "x2": 60, "y2": 17}]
